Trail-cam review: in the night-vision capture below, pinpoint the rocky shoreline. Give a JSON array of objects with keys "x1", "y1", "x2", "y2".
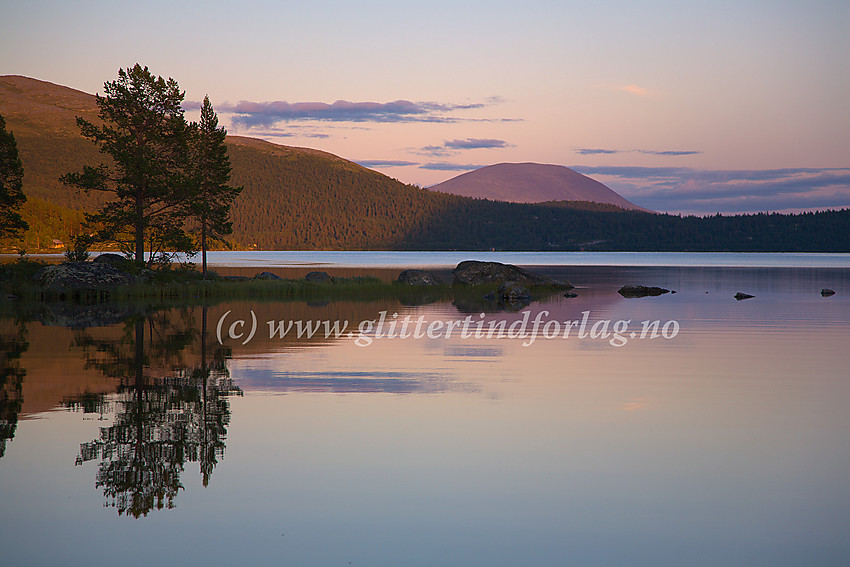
[{"x1": 1, "y1": 257, "x2": 840, "y2": 310}]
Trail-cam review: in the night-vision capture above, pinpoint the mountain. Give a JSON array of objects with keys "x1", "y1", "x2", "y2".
[
  {"x1": 0, "y1": 75, "x2": 457, "y2": 250},
  {"x1": 0, "y1": 74, "x2": 389, "y2": 215},
  {"x1": 0, "y1": 75, "x2": 642, "y2": 251},
  {"x1": 1, "y1": 74, "x2": 848, "y2": 253},
  {"x1": 0, "y1": 76, "x2": 105, "y2": 208},
  {"x1": 430, "y1": 162, "x2": 647, "y2": 211}
]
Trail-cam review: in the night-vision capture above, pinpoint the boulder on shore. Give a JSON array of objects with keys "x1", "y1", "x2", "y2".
[
  {"x1": 305, "y1": 271, "x2": 332, "y2": 283},
  {"x1": 452, "y1": 260, "x2": 572, "y2": 289},
  {"x1": 35, "y1": 262, "x2": 137, "y2": 299},
  {"x1": 92, "y1": 253, "x2": 127, "y2": 267},
  {"x1": 397, "y1": 269, "x2": 442, "y2": 286},
  {"x1": 618, "y1": 285, "x2": 670, "y2": 298},
  {"x1": 254, "y1": 271, "x2": 282, "y2": 280}
]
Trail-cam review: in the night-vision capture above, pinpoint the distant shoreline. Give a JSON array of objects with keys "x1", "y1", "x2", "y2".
[{"x1": 4, "y1": 250, "x2": 850, "y2": 271}]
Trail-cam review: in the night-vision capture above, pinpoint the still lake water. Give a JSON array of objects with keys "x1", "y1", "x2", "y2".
[
  {"x1": 184, "y1": 250, "x2": 850, "y2": 268},
  {"x1": 2, "y1": 253, "x2": 849, "y2": 566}
]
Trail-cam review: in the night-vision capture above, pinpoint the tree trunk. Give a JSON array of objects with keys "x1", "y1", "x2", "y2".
[
  {"x1": 135, "y1": 191, "x2": 145, "y2": 268},
  {"x1": 201, "y1": 218, "x2": 208, "y2": 278}
]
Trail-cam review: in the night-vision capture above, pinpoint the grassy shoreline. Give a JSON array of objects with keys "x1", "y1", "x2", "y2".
[{"x1": 1, "y1": 258, "x2": 543, "y2": 310}]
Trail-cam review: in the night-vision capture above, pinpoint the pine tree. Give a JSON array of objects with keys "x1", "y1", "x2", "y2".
[
  {"x1": 0, "y1": 113, "x2": 28, "y2": 243},
  {"x1": 61, "y1": 65, "x2": 194, "y2": 267},
  {"x1": 187, "y1": 96, "x2": 242, "y2": 277}
]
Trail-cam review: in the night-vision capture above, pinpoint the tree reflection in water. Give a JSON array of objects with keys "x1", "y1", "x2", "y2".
[
  {"x1": 0, "y1": 319, "x2": 27, "y2": 460},
  {"x1": 73, "y1": 306, "x2": 241, "y2": 518}
]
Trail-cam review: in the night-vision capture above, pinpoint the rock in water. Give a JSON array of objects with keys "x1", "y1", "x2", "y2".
[
  {"x1": 452, "y1": 260, "x2": 572, "y2": 289},
  {"x1": 734, "y1": 292, "x2": 755, "y2": 301},
  {"x1": 618, "y1": 285, "x2": 670, "y2": 298},
  {"x1": 305, "y1": 271, "x2": 332, "y2": 283},
  {"x1": 397, "y1": 269, "x2": 442, "y2": 286},
  {"x1": 38, "y1": 303, "x2": 140, "y2": 328},
  {"x1": 821, "y1": 288, "x2": 836, "y2": 297},
  {"x1": 482, "y1": 281, "x2": 532, "y2": 310},
  {"x1": 497, "y1": 281, "x2": 531, "y2": 304}
]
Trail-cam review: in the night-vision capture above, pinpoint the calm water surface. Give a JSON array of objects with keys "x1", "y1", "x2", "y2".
[
  {"x1": 188, "y1": 250, "x2": 850, "y2": 268},
  {"x1": 10, "y1": 251, "x2": 850, "y2": 268},
  {"x1": 1, "y1": 263, "x2": 849, "y2": 566}
]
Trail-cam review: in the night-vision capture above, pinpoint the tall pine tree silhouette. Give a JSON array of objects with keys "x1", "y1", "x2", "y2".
[
  {"x1": 187, "y1": 96, "x2": 242, "y2": 277},
  {"x1": 61, "y1": 65, "x2": 194, "y2": 266}
]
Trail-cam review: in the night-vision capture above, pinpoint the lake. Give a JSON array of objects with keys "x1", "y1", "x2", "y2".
[
  {"x1": 183, "y1": 250, "x2": 850, "y2": 268},
  {"x1": 1, "y1": 254, "x2": 849, "y2": 566},
  {"x1": 13, "y1": 250, "x2": 850, "y2": 268}
]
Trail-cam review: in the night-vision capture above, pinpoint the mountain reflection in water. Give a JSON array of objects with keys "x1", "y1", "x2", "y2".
[
  {"x1": 2, "y1": 265, "x2": 849, "y2": 567},
  {"x1": 2, "y1": 297, "x2": 489, "y2": 516}
]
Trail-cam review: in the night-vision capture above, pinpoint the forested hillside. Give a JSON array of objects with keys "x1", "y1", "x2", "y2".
[
  {"x1": 224, "y1": 136, "x2": 850, "y2": 251},
  {"x1": 2, "y1": 75, "x2": 849, "y2": 253}
]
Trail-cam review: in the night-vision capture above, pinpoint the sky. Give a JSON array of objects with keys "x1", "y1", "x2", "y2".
[{"x1": 2, "y1": 0, "x2": 848, "y2": 214}]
